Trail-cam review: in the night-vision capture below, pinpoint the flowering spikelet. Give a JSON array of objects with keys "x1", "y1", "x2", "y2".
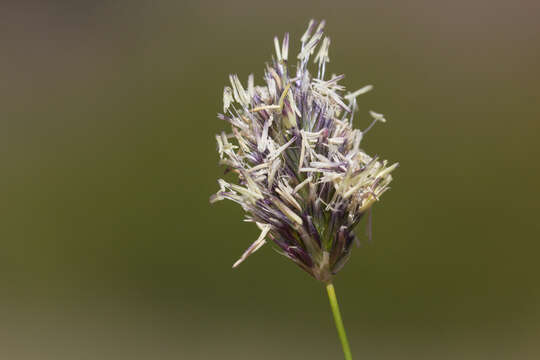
[{"x1": 211, "y1": 20, "x2": 398, "y2": 283}]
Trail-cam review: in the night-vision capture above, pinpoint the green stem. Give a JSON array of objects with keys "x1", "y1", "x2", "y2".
[{"x1": 326, "y1": 283, "x2": 353, "y2": 360}]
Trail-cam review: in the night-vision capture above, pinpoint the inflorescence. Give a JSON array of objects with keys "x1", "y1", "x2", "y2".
[{"x1": 211, "y1": 20, "x2": 398, "y2": 283}]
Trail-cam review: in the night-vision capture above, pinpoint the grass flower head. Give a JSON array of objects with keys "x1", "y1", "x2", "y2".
[{"x1": 211, "y1": 19, "x2": 398, "y2": 283}]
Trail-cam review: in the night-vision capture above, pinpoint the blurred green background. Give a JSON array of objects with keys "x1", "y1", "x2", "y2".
[{"x1": 2, "y1": 1, "x2": 539, "y2": 359}]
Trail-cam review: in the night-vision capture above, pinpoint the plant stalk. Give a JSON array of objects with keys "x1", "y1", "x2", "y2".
[{"x1": 326, "y1": 283, "x2": 353, "y2": 360}]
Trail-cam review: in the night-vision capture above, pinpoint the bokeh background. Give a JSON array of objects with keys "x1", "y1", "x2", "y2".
[{"x1": 2, "y1": 1, "x2": 539, "y2": 359}]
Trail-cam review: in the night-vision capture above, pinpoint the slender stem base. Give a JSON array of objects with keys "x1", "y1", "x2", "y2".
[{"x1": 326, "y1": 283, "x2": 353, "y2": 360}]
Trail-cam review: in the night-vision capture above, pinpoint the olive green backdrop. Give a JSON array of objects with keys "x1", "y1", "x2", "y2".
[{"x1": 1, "y1": 1, "x2": 539, "y2": 359}]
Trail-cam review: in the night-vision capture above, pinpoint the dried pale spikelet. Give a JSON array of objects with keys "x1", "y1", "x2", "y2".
[{"x1": 211, "y1": 20, "x2": 398, "y2": 283}]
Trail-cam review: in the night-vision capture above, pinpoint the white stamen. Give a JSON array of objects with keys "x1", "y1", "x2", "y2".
[
  {"x1": 345, "y1": 85, "x2": 374, "y2": 100},
  {"x1": 258, "y1": 117, "x2": 271, "y2": 152},
  {"x1": 293, "y1": 176, "x2": 313, "y2": 194},
  {"x1": 315, "y1": 37, "x2": 331, "y2": 79},
  {"x1": 268, "y1": 158, "x2": 281, "y2": 188},
  {"x1": 282, "y1": 33, "x2": 289, "y2": 61},
  {"x1": 274, "y1": 198, "x2": 303, "y2": 225},
  {"x1": 223, "y1": 86, "x2": 234, "y2": 112},
  {"x1": 276, "y1": 181, "x2": 302, "y2": 211},
  {"x1": 268, "y1": 136, "x2": 296, "y2": 161},
  {"x1": 233, "y1": 224, "x2": 271, "y2": 268},
  {"x1": 369, "y1": 110, "x2": 386, "y2": 123},
  {"x1": 301, "y1": 19, "x2": 316, "y2": 44},
  {"x1": 274, "y1": 37, "x2": 282, "y2": 61},
  {"x1": 247, "y1": 74, "x2": 255, "y2": 98}
]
